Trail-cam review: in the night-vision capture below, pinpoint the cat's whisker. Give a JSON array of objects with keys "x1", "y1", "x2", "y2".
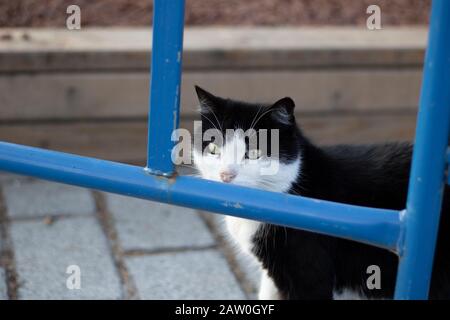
[
  {"x1": 182, "y1": 173, "x2": 201, "y2": 178},
  {"x1": 201, "y1": 113, "x2": 221, "y2": 133},
  {"x1": 201, "y1": 100, "x2": 223, "y2": 132},
  {"x1": 250, "y1": 107, "x2": 276, "y2": 131},
  {"x1": 249, "y1": 104, "x2": 264, "y2": 131},
  {"x1": 247, "y1": 106, "x2": 276, "y2": 140}
]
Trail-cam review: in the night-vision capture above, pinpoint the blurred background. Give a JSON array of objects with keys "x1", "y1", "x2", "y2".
[
  {"x1": 0, "y1": 0, "x2": 430, "y2": 165},
  {"x1": 1, "y1": 0, "x2": 430, "y2": 27},
  {"x1": 0, "y1": 0, "x2": 429, "y2": 300}
]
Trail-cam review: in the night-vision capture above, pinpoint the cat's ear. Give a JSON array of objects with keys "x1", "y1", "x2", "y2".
[
  {"x1": 270, "y1": 97, "x2": 295, "y2": 124},
  {"x1": 195, "y1": 86, "x2": 218, "y2": 112}
]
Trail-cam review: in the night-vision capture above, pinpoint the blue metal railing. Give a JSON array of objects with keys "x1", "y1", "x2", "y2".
[
  {"x1": 0, "y1": 0, "x2": 448, "y2": 299},
  {"x1": 147, "y1": 0, "x2": 185, "y2": 176},
  {"x1": 394, "y1": 0, "x2": 450, "y2": 299}
]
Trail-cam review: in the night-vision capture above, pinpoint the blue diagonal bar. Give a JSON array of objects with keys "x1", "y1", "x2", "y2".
[{"x1": 394, "y1": 0, "x2": 450, "y2": 299}]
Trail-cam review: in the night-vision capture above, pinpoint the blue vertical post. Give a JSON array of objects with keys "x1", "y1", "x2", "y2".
[
  {"x1": 146, "y1": 0, "x2": 186, "y2": 176},
  {"x1": 394, "y1": 0, "x2": 450, "y2": 299}
]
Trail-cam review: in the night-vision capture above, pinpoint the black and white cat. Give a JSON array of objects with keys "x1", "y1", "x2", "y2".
[{"x1": 193, "y1": 86, "x2": 450, "y2": 300}]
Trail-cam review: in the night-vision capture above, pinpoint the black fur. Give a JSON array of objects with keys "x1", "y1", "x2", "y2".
[{"x1": 195, "y1": 86, "x2": 450, "y2": 300}]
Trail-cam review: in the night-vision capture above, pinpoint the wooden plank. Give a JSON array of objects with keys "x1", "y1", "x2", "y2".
[
  {"x1": 0, "y1": 70, "x2": 421, "y2": 120},
  {"x1": 0, "y1": 121, "x2": 149, "y2": 166},
  {"x1": 0, "y1": 113, "x2": 416, "y2": 165},
  {"x1": 0, "y1": 27, "x2": 426, "y2": 72},
  {"x1": 0, "y1": 73, "x2": 150, "y2": 120},
  {"x1": 301, "y1": 114, "x2": 416, "y2": 145}
]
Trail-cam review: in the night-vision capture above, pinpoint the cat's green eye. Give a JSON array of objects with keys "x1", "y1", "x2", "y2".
[
  {"x1": 247, "y1": 149, "x2": 262, "y2": 160},
  {"x1": 208, "y1": 143, "x2": 221, "y2": 155}
]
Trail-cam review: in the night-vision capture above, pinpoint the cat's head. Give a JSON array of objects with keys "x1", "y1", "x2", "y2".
[{"x1": 193, "y1": 86, "x2": 301, "y2": 193}]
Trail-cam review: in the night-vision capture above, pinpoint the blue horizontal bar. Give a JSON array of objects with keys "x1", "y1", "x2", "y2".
[{"x1": 0, "y1": 142, "x2": 401, "y2": 251}]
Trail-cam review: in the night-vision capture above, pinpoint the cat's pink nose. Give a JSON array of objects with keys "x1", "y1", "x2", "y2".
[{"x1": 220, "y1": 171, "x2": 236, "y2": 183}]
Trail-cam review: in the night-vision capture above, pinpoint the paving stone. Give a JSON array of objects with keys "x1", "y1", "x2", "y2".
[
  {"x1": 125, "y1": 249, "x2": 246, "y2": 299},
  {"x1": 106, "y1": 194, "x2": 215, "y2": 251},
  {"x1": 10, "y1": 217, "x2": 121, "y2": 299},
  {"x1": 0, "y1": 268, "x2": 6, "y2": 300},
  {"x1": 3, "y1": 180, "x2": 95, "y2": 218},
  {"x1": 0, "y1": 172, "x2": 29, "y2": 184}
]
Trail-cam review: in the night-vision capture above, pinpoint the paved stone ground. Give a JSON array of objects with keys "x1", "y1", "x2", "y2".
[{"x1": 0, "y1": 173, "x2": 260, "y2": 300}]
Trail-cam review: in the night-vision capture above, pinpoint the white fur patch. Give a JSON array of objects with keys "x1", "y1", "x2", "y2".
[
  {"x1": 333, "y1": 288, "x2": 368, "y2": 300},
  {"x1": 259, "y1": 269, "x2": 280, "y2": 300},
  {"x1": 225, "y1": 216, "x2": 260, "y2": 255}
]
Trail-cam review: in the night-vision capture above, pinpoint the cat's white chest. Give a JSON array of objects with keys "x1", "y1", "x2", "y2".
[{"x1": 225, "y1": 216, "x2": 261, "y2": 254}]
